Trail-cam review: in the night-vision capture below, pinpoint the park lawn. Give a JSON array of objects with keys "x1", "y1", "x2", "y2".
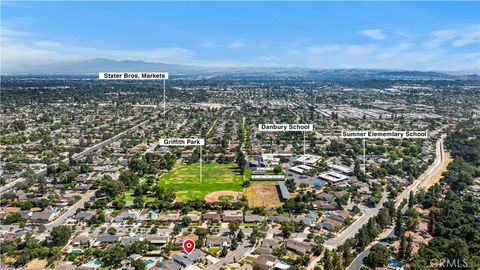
[
  {"x1": 124, "y1": 189, "x2": 157, "y2": 203},
  {"x1": 218, "y1": 195, "x2": 234, "y2": 201},
  {"x1": 244, "y1": 168, "x2": 253, "y2": 179},
  {"x1": 157, "y1": 162, "x2": 243, "y2": 201}
]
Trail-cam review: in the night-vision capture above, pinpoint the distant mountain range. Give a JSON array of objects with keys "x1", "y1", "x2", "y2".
[{"x1": 4, "y1": 58, "x2": 479, "y2": 80}]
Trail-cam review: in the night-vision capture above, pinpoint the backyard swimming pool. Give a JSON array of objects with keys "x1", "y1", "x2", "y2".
[{"x1": 390, "y1": 258, "x2": 403, "y2": 269}]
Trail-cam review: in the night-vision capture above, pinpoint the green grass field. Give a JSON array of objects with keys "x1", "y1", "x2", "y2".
[
  {"x1": 124, "y1": 189, "x2": 157, "y2": 203},
  {"x1": 157, "y1": 162, "x2": 244, "y2": 201}
]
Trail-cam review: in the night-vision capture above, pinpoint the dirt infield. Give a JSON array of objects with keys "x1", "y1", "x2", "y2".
[
  {"x1": 204, "y1": 190, "x2": 243, "y2": 203},
  {"x1": 244, "y1": 183, "x2": 282, "y2": 208}
]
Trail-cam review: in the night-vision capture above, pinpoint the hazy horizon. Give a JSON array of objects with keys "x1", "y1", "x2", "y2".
[{"x1": 2, "y1": 2, "x2": 479, "y2": 74}]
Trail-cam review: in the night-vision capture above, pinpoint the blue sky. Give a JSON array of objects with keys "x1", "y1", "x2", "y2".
[{"x1": 2, "y1": 1, "x2": 479, "y2": 73}]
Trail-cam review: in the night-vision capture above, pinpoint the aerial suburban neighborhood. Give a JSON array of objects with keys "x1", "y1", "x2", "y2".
[
  {"x1": 1, "y1": 1, "x2": 480, "y2": 270},
  {"x1": 1, "y1": 72, "x2": 479, "y2": 270}
]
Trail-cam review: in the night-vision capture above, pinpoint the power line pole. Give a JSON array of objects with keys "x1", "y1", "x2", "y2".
[
  {"x1": 163, "y1": 79, "x2": 166, "y2": 117},
  {"x1": 363, "y1": 138, "x2": 366, "y2": 173},
  {"x1": 199, "y1": 145, "x2": 202, "y2": 183}
]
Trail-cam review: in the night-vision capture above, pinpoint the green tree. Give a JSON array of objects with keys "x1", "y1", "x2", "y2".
[
  {"x1": 364, "y1": 244, "x2": 390, "y2": 267},
  {"x1": 250, "y1": 228, "x2": 258, "y2": 245},
  {"x1": 237, "y1": 229, "x2": 244, "y2": 242},
  {"x1": 395, "y1": 210, "x2": 403, "y2": 237},
  {"x1": 107, "y1": 227, "x2": 117, "y2": 235},
  {"x1": 119, "y1": 170, "x2": 140, "y2": 188},
  {"x1": 220, "y1": 246, "x2": 228, "y2": 257},
  {"x1": 50, "y1": 226, "x2": 72, "y2": 246},
  {"x1": 228, "y1": 220, "x2": 240, "y2": 234},
  {"x1": 408, "y1": 191, "x2": 416, "y2": 208},
  {"x1": 1, "y1": 213, "x2": 24, "y2": 224},
  {"x1": 133, "y1": 196, "x2": 145, "y2": 208},
  {"x1": 131, "y1": 259, "x2": 146, "y2": 270},
  {"x1": 103, "y1": 244, "x2": 126, "y2": 267},
  {"x1": 332, "y1": 250, "x2": 345, "y2": 270},
  {"x1": 322, "y1": 249, "x2": 334, "y2": 270},
  {"x1": 235, "y1": 147, "x2": 246, "y2": 174},
  {"x1": 272, "y1": 246, "x2": 287, "y2": 258},
  {"x1": 281, "y1": 221, "x2": 295, "y2": 238}
]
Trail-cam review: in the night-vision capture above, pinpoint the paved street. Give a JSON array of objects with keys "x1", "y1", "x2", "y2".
[
  {"x1": 45, "y1": 191, "x2": 96, "y2": 231},
  {"x1": 0, "y1": 109, "x2": 171, "y2": 195},
  {"x1": 307, "y1": 135, "x2": 446, "y2": 270},
  {"x1": 347, "y1": 136, "x2": 447, "y2": 270},
  {"x1": 205, "y1": 242, "x2": 250, "y2": 270},
  {"x1": 323, "y1": 191, "x2": 389, "y2": 249}
]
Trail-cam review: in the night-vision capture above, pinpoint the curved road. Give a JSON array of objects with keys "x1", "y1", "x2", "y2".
[
  {"x1": 347, "y1": 135, "x2": 447, "y2": 270},
  {"x1": 307, "y1": 135, "x2": 446, "y2": 270}
]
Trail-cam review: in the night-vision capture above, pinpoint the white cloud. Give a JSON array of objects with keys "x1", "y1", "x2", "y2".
[
  {"x1": 1, "y1": 25, "x2": 479, "y2": 74},
  {"x1": 359, "y1": 29, "x2": 388, "y2": 40},
  {"x1": 200, "y1": 40, "x2": 246, "y2": 49},
  {"x1": 285, "y1": 40, "x2": 479, "y2": 73},
  {"x1": 1, "y1": 27, "x2": 195, "y2": 71},
  {"x1": 425, "y1": 24, "x2": 480, "y2": 48},
  {"x1": 1, "y1": 27, "x2": 30, "y2": 37}
]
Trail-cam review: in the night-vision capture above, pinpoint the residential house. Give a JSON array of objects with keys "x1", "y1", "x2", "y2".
[
  {"x1": 202, "y1": 212, "x2": 221, "y2": 222},
  {"x1": 312, "y1": 200, "x2": 337, "y2": 210},
  {"x1": 31, "y1": 210, "x2": 54, "y2": 222},
  {"x1": 254, "y1": 238, "x2": 281, "y2": 255},
  {"x1": 95, "y1": 234, "x2": 120, "y2": 245},
  {"x1": 244, "y1": 214, "x2": 265, "y2": 223},
  {"x1": 205, "y1": 235, "x2": 231, "y2": 248},
  {"x1": 186, "y1": 213, "x2": 201, "y2": 223},
  {"x1": 114, "y1": 211, "x2": 138, "y2": 223},
  {"x1": 157, "y1": 213, "x2": 180, "y2": 222},
  {"x1": 286, "y1": 239, "x2": 312, "y2": 254},
  {"x1": 153, "y1": 260, "x2": 182, "y2": 270},
  {"x1": 172, "y1": 250, "x2": 206, "y2": 267},
  {"x1": 253, "y1": 254, "x2": 278, "y2": 270},
  {"x1": 332, "y1": 190, "x2": 349, "y2": 200},
  {"x1": 174, "y1": 235, "x2": 198, "y2": 246},
  {"x1": 329, "y1": 210, "x2": 349, "y2": 222},
  {"x1": 318, "y1": 193, "x2": 336, "y2": 203},
  {"x1": 222, "y1": 210, "x2": 243, "y2": 222},
  {"x1": 120, "y1": 236, "x2": 144, "y2": 245},
  {"x1": 75, "y1": 212, "x2": 93, "y2": 222},
  {"x1": 267, "y1": 216, "x2": 290, "y2": 223},
  {"x1": 315, "y1": 218, "x2": 342, "y2": 231},
  {"x1": 147, "y1": 235, "x2": 169, "y2": 245},
  {"x1": 72, "y1": 234, "x2": 93, "y2": 246}
]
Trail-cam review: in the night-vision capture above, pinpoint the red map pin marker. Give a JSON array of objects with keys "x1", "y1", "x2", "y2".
[{"x1": 183, "y1": 239, "x2": 195, "y2": 254}]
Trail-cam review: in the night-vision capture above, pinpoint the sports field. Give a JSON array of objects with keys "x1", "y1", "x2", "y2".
[
  {"x1": 244, "y1": 181, "x2": 282, "y2": 208},
  {"x1": 157, "y1": 162, "x2": 244, "y2": 201}
]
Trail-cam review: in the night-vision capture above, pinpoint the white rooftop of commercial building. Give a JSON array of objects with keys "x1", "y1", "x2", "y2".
[
  {"x1": 318, "y1": 171, "x2": 349, "y2": 182},
  {"x1": 296, "y1": 154, "x2": 321, "y2": 165},
  {"x1": 328, "y1": 163, "x2": 353, "y2": 174},
  {"x1": 289, "y1": 164, "x2": 314, "y2": 175},
  {"x1": 261, "y1": 154, "x2": 280, "y2": 165},
  {"x1": 251, "y1": 175, "x2": 285, "y2": 180}
]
